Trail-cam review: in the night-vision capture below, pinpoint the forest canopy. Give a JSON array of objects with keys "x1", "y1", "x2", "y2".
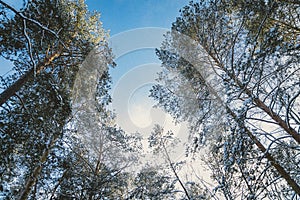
[
  {"x1": 0, "y1": 0, "x2": 299, "y2": 199},
  {"x1": 150, "y1": 0, "x2": 300, "y2": 199}
]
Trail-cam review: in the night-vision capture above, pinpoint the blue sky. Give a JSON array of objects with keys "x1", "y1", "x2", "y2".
[
  {"x1": 84, "y1": 0, "x2": 190, "y2": 135},
  {"x1": 86, "y1": 0, "x2": 189, "y2": 34},
  {"x1": 85, "y1": 0, "x2": 190, "y2": 89}
]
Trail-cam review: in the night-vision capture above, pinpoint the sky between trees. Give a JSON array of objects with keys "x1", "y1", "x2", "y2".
[{"x1": 0, "y1": 0, "x2": 299, "y2": 199}]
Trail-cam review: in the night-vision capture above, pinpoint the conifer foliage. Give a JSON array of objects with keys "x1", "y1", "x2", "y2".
[{"x1": 150, "y1": 0, "x2": 300, "y2": 199}]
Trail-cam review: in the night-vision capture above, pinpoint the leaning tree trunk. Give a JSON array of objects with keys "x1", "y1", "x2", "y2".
[{"x1": 0, "y1": 51, "x2": 61, "y2": 107}]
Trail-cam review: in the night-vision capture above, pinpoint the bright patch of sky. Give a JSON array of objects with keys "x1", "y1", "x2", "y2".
[
  {"x1": 0, "y1": 58, "x2": 14, "y2": 76},
  {"x1": 0, "y1": 0, "x2": 23, "y2": 76},
  {"x1": 85, "y1": 0, "x2": 190, "y2": 138}
]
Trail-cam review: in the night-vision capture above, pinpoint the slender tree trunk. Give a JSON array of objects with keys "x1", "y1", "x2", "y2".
[
  {"x1": 0, "y1": 51, "x2": 61, "y2": 107},
  {"x1": 206, "y1": 50, "x2": 300, "y2": 144},
  {"x1": 162, "y1": 143, "x2": 192, "y2": 200},
  {"x1": 18, "y1": 134, "x2": 60, "y2": 200},
  {"x1": 189, "y1": 54, "x2": 300, "y2": 195},
  {"x1": 227, "y1": 108, "x2": 300, "y2": 195}
]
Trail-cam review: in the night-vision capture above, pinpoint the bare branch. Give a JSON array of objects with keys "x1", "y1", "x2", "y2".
[
  {"x1": 23, "y1": 19, "x2": 36, "y2": 75},
  {"x1": 0, "y1": 0, "x2": 67, "y2": 48}
]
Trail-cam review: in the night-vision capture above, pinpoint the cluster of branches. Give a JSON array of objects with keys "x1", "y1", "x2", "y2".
[
  {"x1": 0, "y1": 1, "x2": 182, "y2": 199},
  {"x1": 150, "y1": 0, "x2": 300, "y2": 199}
]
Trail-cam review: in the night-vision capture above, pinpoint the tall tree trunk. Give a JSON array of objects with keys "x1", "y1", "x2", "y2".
[
  {"x1": 201, "y1": 51, "x2": 300, "y2": 195},
  {"x1": 162, "y1": 143, "x2": 192, "y2": 200},
  {"x1": 206, "y1": 50, "x2": 300, "y2": 144},
  {"x1": 227, "y1": 107, "x2": 300, "y2": 195},
  {"x1": 0, "y1": 51, "x2": 61, "y2": 107},
  {"x1": 18, "y1": 134, "x2": 60, "y2": 200}
]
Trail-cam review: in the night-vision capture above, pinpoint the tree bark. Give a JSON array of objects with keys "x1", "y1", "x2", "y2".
[
  {"x1": 227, "y1": 108, "x2": 300, "y2": 195},
  {"x1": 162, "y1": 143, "x2": 192, "y2": 200},
  {"x1": 207, "y1": 50, "x2": 300, "y2": 144},
  {"x1": 18, "y1": 134, "x2": 59, "y2": 200},
  {"x1": 0, "y1": 51, "x2": 61, "y2": 107},
  {"x1": 190, "y1": 55, "x2": 300, "y2": 195}
]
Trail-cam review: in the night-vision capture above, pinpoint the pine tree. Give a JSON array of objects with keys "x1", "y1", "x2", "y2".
[
  {"x1": 150, "y1": 0, "x2": 300, "y2": 198},
  {"x1": 0, "y1": 0, "x2": 111, "y2": 199}
]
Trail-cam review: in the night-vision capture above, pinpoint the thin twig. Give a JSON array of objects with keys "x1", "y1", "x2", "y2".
[{"x1": 23, "y1": 19, "x2": 36, "y2": 76}]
